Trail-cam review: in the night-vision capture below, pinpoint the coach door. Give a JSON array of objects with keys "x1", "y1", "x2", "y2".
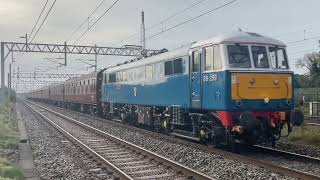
[{"x1": 190, "y1": 49, "x2": 202, "y2": 109}]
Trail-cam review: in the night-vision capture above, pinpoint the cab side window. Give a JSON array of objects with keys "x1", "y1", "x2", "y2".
[
  {"x1": 192, "y1": 50, "x2": 201, "y2": 72},
  {"x1": 204, "y1": 45, "x2": 222, "y2": 71}
]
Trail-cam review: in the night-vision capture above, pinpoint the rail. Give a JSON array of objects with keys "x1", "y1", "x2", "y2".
[
  {"x1": 25, "y1": 101, "x2": 214, "y2": 180},
  {"x1": 28, "y1": 100, "x2": 320, "y2": 180}
]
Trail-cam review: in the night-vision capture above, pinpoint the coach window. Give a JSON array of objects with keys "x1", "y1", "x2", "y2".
[
  {"x1": 227, "y1": 45, "x2": 251, "y2": 68},
  {"x1": 165, "y1": 61, "x2": 173, "y2": 76},
  {"x1": 252, "y1": 46, "x2": 269, "y2": 68},
  {"x1": 173, "y1": 58, "x2": 183, "y2": 74}
]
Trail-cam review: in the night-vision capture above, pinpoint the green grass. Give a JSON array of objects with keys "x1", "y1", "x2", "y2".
[
  {"x1": 0, "y1": 103, "x2": 17, "y2": 149},
  {"x1": 286, "y1": 124, "x2": 320, "y2": 146},
  {"x1": 0, "y1": 99, "x2": 23, "y2": 180},
  {"x1": 0, "y1": 158, "x2": 22, "y2": 180}
]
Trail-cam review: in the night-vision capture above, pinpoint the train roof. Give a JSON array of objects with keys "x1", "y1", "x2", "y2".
[
  {"x1": 192, "y1": 31, "x2": 286, "y2": 48},
  {"x1": 104, "y1": 44, "x2": 191, "y2": 73},
  {"x1": 104, "y1": 31, "x2": 286, "y2": 73},
  {"x1": 65, "y1": 71, "x2": 98, "y2": 83}
]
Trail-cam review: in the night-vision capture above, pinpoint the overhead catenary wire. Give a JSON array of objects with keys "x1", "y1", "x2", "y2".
[
  {"x1": 288, "y1": 48, "x2": 320, "y2": 55},
  {"x1": 66, "y1": 0, "x2": 108, "y2": 42},
  {"x1": 117, "y1": 0, "x2": 208, "y2": 44},
  {"x1": 287, "y1": 35, "x2": 320, "y2": 45},
  {"x1": 73, "y1": 0, "x2": 120, "y2": 44},
  {"x1": 140, "y1": 0, "x2": 239, "y2": 43},
  {"x1": 15, "y1": 0, "x2": 50, "y2": 63},
  {"x1": 28, "y1": 0, "x2": 50, "y2": 40},
  {"x1": 30, "y1": 0, "x2": 58, "y2": 43}
]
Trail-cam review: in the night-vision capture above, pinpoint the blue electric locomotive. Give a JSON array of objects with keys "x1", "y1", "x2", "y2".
[{"x1": 100, "y1": 31, "x2": 304, "y2": 146}]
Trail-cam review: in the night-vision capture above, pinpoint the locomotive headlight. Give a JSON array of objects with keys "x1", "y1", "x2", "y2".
[
  {"x1": 231, "y1": 75, "x2": 237, "y2": 84},
  {"x1": 264, "y1": 97, "x2": 269, "y2": 104},
  {"x1": 287, "y1": 76, "x2": 292, "y2": 84}
]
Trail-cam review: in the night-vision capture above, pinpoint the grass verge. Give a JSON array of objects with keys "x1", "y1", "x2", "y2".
[
  {"x1": 286, "y1": 124, "x2": 320, "y2": 146},
  {"x1": 0, "y1": 100, "x2": 23, "y2": 180}
]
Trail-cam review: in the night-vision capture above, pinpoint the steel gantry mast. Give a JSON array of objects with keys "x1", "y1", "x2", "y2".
[{"x1": 0, "y1": 41, "x2": 160, "y2": 88}]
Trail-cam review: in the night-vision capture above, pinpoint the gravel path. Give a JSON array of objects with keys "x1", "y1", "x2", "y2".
[
  {"x1": 18, "y1": 103, "x2": 113, "y2": 180},
  {"x1": 39, "y1": 103, "x2": 295, "y2": 180}
]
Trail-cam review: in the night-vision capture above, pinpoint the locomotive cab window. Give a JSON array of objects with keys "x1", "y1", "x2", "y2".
[
  {"x1": 192, "y1": 50, "x2": 201, "y2": 72},
  {"x1": 205, "y1": 45, "x2": 222, "y2": 71},
  {"x1": 269, "y1": 47, "x2": 288, "y2": 69},
  {"x1": 227, "y1": 45, "x2": 251, "y2": 68},
  {"x1": 252, "y1": 46, "x2": 269, "y2": 68}
]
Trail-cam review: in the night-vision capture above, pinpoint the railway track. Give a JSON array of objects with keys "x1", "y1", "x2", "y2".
[
  {"x1": 306, "y1": 122, "x2": 320, "y2": 126},
  {"x1": 28, "y1": 101, "x2": 320, "y2": 180},
  {"x1": 24, "y1": 101, "x2": 213, "y2": 180},
  {"x1": 251, "y1": 145, "x2": 320, "y2": 164}
]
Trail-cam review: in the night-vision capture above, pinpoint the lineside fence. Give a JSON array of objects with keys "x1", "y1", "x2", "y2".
[{"x1": 295, "y1": 88, "x2": 320, "y2": 120}]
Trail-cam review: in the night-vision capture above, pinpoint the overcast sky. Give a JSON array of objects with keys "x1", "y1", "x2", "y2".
[{"x1": 1, "y1": 0, "x2": 320, "y2": 88}]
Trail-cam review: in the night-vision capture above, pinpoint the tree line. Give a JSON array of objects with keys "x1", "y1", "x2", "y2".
[{"x1": 294, "y1": 52, "x2": 320, "y2": 88}]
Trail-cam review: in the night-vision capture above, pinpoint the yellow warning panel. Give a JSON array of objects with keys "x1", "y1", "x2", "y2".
[{"x1": 231, "y1": 73, "x2": 292, "y2": 100}]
